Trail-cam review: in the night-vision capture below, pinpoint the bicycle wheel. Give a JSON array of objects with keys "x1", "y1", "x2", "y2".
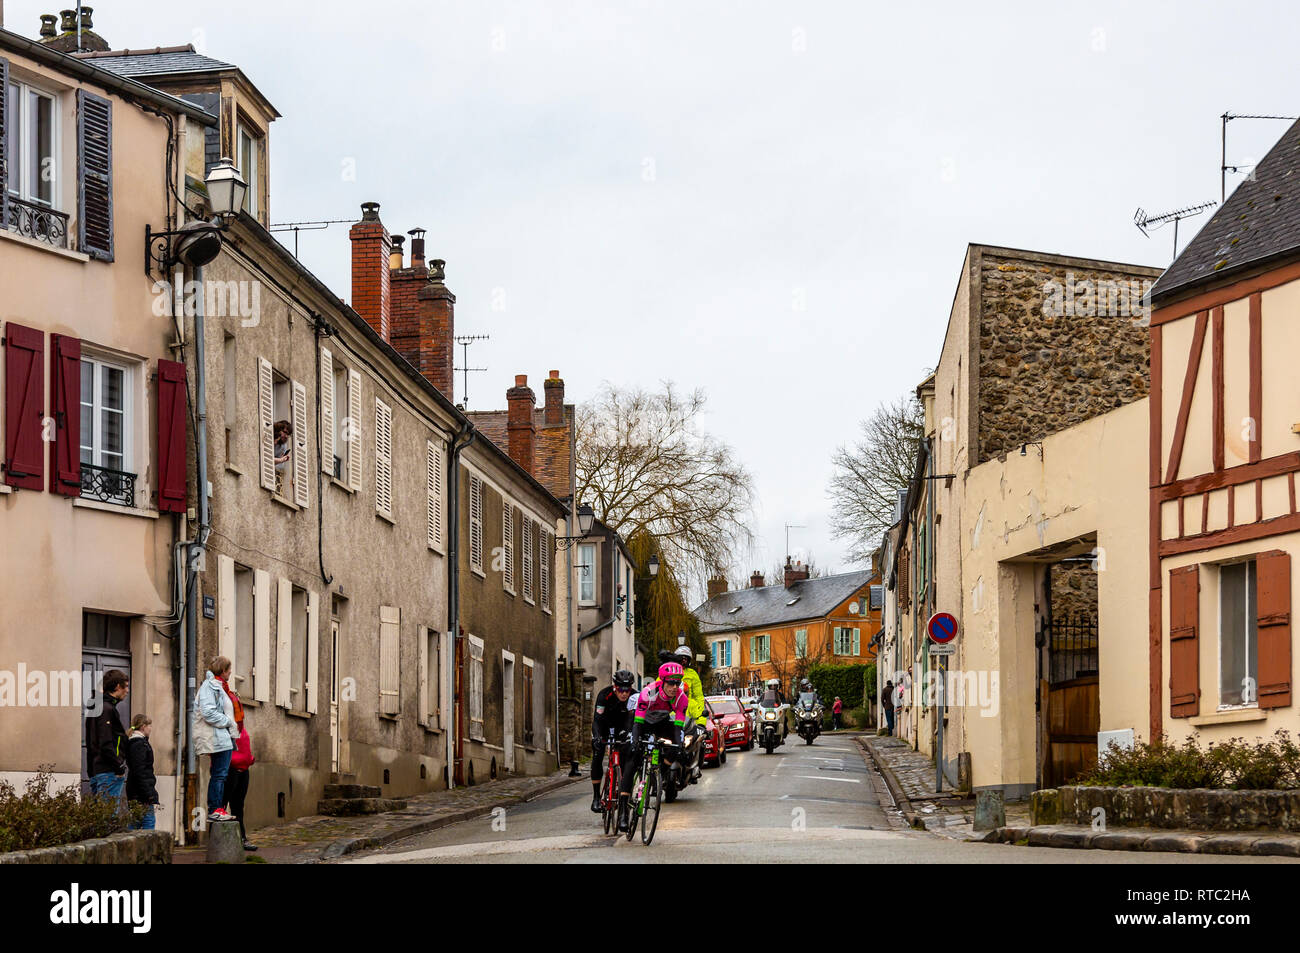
[
  {"x1": 641, "y1": 767, "x2": 662, "y2": 845},
  {"x1": 625, "y1": 763, "x2": 646, "y2": 843},
  {"x1": 601, "y1": 770, "x2": 615, "y2": 835}
]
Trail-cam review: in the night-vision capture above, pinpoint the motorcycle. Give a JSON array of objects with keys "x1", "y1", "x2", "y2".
[
  {"x1": 794, "y1": 694, "x2": 823, "y2": 745},
  {"x1": 663, "y1": 723, "x2": 705, "y2": 801},
  {"x1": 756, "y1": 701, "x2": 788, "y2": 754}
]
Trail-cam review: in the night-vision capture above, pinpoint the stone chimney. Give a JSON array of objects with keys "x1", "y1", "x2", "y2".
[
  {"x1": 784, "y1": 557, "x2": 810, "y2": 589},
  {"x1": 707, "y1": 575, "x2": 728, "y2": 600},
  {"x1": 390, "y1": 238, "x2": 455, "y2": 401},
  {"x1": 750, "y1": 571, "x2": 765, "y2": 589},
  {"x1": 349, "y1": 202, "x2": 391, "y2": 341},
  {"x1": 543, "y1": 370, "x2": 565, "y2": 428},
  {"x1": 409, "y1": 228, "x2": 426, "y2": 270},
  {"x1": 39, "y1": 14, "x2": 58, "y2": 37},
  {"x1": 41, "y1": 7, "x2": 109, "y2": 51},
  {"x1": 506, "y1": 375, "x2": 537, "y2": 474}
]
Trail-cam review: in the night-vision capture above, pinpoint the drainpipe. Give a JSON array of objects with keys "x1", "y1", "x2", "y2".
[{"x1": 446, "y1": 421, "x2": 476, "y2": 789}]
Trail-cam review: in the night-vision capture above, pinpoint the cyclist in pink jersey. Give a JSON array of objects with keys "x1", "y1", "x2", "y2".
[{"x1": 616, "y1": 662, "x2": 689, "y2": 830}]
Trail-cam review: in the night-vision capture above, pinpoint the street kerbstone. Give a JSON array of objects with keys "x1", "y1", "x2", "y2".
[
  {"x1": 1199, "y1": 834, "x2": 1263, "y2": 855},
  {"x1": 1090, "y1": 831, "x2": 1147, "y2": 851},
  {"x1": 1141, "y1": 833, "x2": 1202, "y2": 853},
  {"x1": 1251, "y1": 837, "x2": 1300, "y2": 858}
]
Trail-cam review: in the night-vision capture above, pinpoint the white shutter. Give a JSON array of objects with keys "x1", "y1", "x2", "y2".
[
  {"x1": 853, "y1": 627, "x2": 860, "y2": 657},
  {"x1": 258, "y1": 357, "x2": 275, "y2": 490},
  {"x1": 379, "y1": 605, "x2": 400, "y2": 715},
  {"x1": 426, "y1": 440, "x2": 444, "y2": 551},
  {"x1": 469, "y1": 476, "x2": 483, "y2": 570},
  {"x1": 469, "y1": 635, "x2": 484, "y2": 740},
  {"x1": 320, "y1": 347, "x2": 335, "y2": 475},
  {"x1": 375, "y1": 398, "x2": 392, "y2": 519},
  {"x1": 347, "y1": 368, "x2": 363, "y2": 492},
  {"x1": 502, "y1": 502, "x2": 514, "y2": 592},
  {"x1": 276, "y1": 577, "x2": 292, "y2": 708},
  {"x1": 292, "y1": 379, "x2": 309, "y2": 508},
  {"x1": 253, "y1": 569, "x2": 271, "y2": 702},
  {"x1": 218, "y1": 554, "x2": 236, "y2": 666},
  {"x1": 418, "y1": 625, "x2": 429, "y2": 727},
  {"x1": 306, "y1": 590, "x2": 320, "y2": 714}
]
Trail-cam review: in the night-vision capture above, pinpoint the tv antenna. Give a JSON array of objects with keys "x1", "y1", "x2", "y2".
[
  {"x1": 1220, "y1": 112, "x2": 1298, "y2": 202},
  {"x1": 454, "y1": 334, "x2": 489, "y2": 407},
  {"x1": 784, "y1": 523, "x2": 806, "y2": 560},
  {"x1": 269, "y1": 219, "x2": 356, "y2": 258},
  {"x1": 1134, "y1": 202, "x2": 1218, "y2": 261}
]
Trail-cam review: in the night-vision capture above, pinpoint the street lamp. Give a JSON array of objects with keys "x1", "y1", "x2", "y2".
[
  {"x1": 556, "y1": 502, "x2": 596, "y2": 551},
  {"x1": 145, "y1": 157, "x2": 248, "y2": 277},
  {"x1": 648, "y1": 553, "x2": 659, "y2": 577}
]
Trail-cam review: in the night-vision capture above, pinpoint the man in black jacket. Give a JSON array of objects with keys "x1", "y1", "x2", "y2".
[
  {"x1": 85, "y1": 669, "x2": 129, "y2": 804},
  {"x1": 590, "y1": 670, "x2": 636, "y2": 812}
]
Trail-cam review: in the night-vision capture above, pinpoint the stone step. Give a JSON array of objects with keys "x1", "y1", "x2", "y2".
[
  {"x1": 322, "y1": 783, "x2": 381, "y2": 800},
  {"x1": 317, "y1": 797, "x2": 407, "y2": 816},
  {"x1": 328, "y1": 772, "x2": 357, "y2": 785}
]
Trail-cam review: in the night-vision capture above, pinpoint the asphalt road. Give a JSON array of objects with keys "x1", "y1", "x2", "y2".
[{"x1": 342, "y1": 734, "x2": 1295, "y2": 864}]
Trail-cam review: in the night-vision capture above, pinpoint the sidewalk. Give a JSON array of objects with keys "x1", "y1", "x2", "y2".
[
  {"x1": 172, "y1": 769, "x2": 584, "y2": 864},
  {"x1": 857, "y1": 734, "x2": 1031, "y2": 839}
]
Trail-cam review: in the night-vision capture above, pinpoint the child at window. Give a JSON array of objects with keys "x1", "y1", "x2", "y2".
[{"x1": 273, "y1": 419, "x2": 292, "y2": 493}]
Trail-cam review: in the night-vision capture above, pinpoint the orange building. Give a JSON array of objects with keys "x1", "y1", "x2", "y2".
[{"x1": 695, "y1": 560, "x2": 881, "y2": 694}]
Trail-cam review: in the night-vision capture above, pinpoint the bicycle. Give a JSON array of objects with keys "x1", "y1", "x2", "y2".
[
  {"x1": 626, "y1": 734, "x2": 679, "y2": 845},
  {"x1": 599, "y1": 729, "x2": 627, "y2": 836}
]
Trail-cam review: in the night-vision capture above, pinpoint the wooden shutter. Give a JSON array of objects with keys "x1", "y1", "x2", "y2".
[
  {"x1": 276, "y1": 577, "x2": 292, "y2": 708},
  {"x1": 157, "y1": 359, "x2": 188, "y2": 512},
  {"x1": 418, "y1": 625, "x2": 430, "y2": 727},
  {"x1": 426, "y1": 439, "x2": 444, "y2": 551},
  {"x1": 320, "y1": 348, "x2": 334, "y2": 475},
  {"x1": 379, "y1": 605, "x2": 400, "y2": 715},
  {"x1": 523, "y1": 661, "x2": 535, "y2": 746},
  {"x1": 218, "y1": 554, "x2": 236, "y2": 665},
  {"x1": 503, "y1": 502, "x2": 515, "y2": 591},
  {"x1": 523, "y1": 518, "x2": 534, "y2": 600},
  {"x1": 76, "y1": 90, "x2": 113, "y2": 261},
  {"x1": 899, "y1": 549, "x2": 911, "y2": 614},
  {"x1": 49, "y1": 334, "x2": 82, "y2": 497},
  {"x1": 292, "y1": 379, "x2": 309, "y2": 508},
  {"x1": 3, "y1": 323, "x2": 44, "y2": 490},
  {"x1": 257, "y1": 357, "x2": 274, "y2": 490},
  {"x1": 540, "y1": 530, "x2": 551, "y2": 608},
  {"x1": 1169, "y1": 564, "x2": 1200, "y2": 718},
  {"x1": 347, "y1": 368, "x2": 363, "y2": 491},
  {"x1": 306, "y1": 590, "x2": 319, "y2": 714},
  {"x1": 534, "y1": 660, "x2": 545, "y2": 748},
  {"x1": 469, "y1": 476, "x2": 483, "y2": 570},
  {"x1": 853, "y1": 627, "x2": 861, "y2": 656},
  {"x1": 253, "y1": 569, "x2": 271, "y2": 702},
  {"x1": 0, "y1": 58, "x2": 9, "y2": 229},
  {"x1": 1257, "y1": 550, "x2": 1292, "y2": 709},
  {"x1": 469, "y1": 635, "x2": 484, "y2": 740},
  {"x1": 374, "y1": 398, "x2": 392, "y2": 518}
]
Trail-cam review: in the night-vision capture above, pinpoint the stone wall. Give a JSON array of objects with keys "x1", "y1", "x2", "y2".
[
  {"x1": 977, "y1": 253, "x2": 1157, "y2": 464},
  {"x1": 1050, "y1": 562, "x2": 1098, "y2": 623},
  {"x1": 1050, "y1": 786, "x2": 1300, "y2": 832},
  {"x1": 0, "y1": 830, "x2": 171, "y2": 864}
]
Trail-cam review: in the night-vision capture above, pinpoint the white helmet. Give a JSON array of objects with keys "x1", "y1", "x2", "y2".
[{"x1": 674, "y1": 645, "x2": 693, "y2": 661}]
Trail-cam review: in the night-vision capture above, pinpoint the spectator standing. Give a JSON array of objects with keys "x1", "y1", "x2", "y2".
[
  {"x1": 832, "y1": 696, "x2": 843, "y2": 731},
  {"x1": 221, "y1": 669, "x2": 258, "y2": 851},
  {"x1": 86, "y1": 669, "x2": 129, "y2": 808},
  {"x1": 125, "y1": 714, "x2": 159, "y2": 830},
  {"x1": 193, "y1": 656, "x2": 238, "y2": 822},
  {"x1": 882, "y1": 680, "x2": 896, "y2": 736}
]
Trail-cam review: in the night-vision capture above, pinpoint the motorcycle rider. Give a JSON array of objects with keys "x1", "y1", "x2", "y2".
[
  {"x1": 618, "y1": 661, "x2": 689, "y2": 831},
  {"x1": 757, "y1": 677, "x2": 789, "y2": 740},
  {"x1": 672, "y1": 645, "x2": 708, "y2": 781},
  {"x1": 590, "y1": 669, "x2": 637, "y2": 812}
]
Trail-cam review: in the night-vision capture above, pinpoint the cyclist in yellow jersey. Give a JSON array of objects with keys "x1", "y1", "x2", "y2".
[{"x1": 671, "y1": 645, "x2": 708, "y2": 781}]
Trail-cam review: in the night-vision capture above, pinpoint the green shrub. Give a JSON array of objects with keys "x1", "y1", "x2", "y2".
[
  {"x1": 0, "y1": 767, "x2": 145, "y2": 853},
  {"x1": 807, "y1": 663, "x2": 869, "y2": 709},
  {"x1": 1080, "y1": 731, "x2": 1300, "y2": 790}
]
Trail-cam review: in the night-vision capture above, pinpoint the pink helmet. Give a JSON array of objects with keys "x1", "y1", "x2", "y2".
[{"x1": 658, "y1": 661, "x2": 684, "y2": 680}]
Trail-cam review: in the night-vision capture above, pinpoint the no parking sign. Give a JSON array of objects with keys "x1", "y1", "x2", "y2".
[{"x1": 927, "y1": 612, "x2": 958, "y2": 653}]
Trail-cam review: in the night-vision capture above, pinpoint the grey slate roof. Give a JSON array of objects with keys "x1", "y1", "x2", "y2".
[
  {"x1": 78, "y1": 49, "x2": 235, "y2": 78},
  {"x1": 1152, "y1": 118, "x2": 1300, "y2": 303},
  {"x1": 693, "y1": 570, "x2": 873, "y2": 632}
]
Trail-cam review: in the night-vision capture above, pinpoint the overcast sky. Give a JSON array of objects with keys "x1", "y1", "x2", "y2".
[{"x1": 14, "y1": 0, "x2": 1299, "y2": 583}]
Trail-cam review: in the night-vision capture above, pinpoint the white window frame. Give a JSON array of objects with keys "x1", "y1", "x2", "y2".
[
  {"x1": 794, "y1": 628, "x2": 807, "y2": 659},
  {"x1": 6, "y1": 77, "x2": 59, "y2": 208},
  {"x1": 752, "y1": 634, "x2": 770, "y2": 665},
  {"x1": 79, "y1": 349, "x2": 135, "y2": 483},
  {"x1": 236, "y1": 122, "x2": 259, "y2": 219},
  {"x1": 1217, "y1": 558, "x2": 1259, "y2": 711},
  {"x1": 468, "y1": 634, "x2": 485, "y2": 741},
  {"x1": 578, "y1": 542, "x2": 597, "y2": 605}
]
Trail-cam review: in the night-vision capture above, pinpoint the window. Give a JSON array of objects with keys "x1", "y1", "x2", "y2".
[
  {"x1": 751, "y1": 634, "x2": 770, "y2": 664},
  {"x1": 578, "y1": 543, "x2": 596, "y2": 604},
  {"x1": 236, "y1": 123, "x2": 259, "y2": 218},
  {"x1": 795, "y1": 628, "x2": 808, "y2": 659},
  {"x1": 713, "y1": 640, "x2": 732, "y2": 668},
  {"x1": 1219, "y1": 560, "x2": 1258, "y2": 708},
  {"x1": 870, "y1": 585, "x2": 884, "y2": 610},
  {"x1": 469, "y1": 475, "x2": 484, "y2": 573},
  {"x1": 502, "y1": 502, "x2": 516, "y2": 593},
  {"x1": 290, "y1": 586, "x2": 309, "y2": 709},
  {"x1": 834, "y1": 626, "x2": 861, "y2": 656},
  {"x1": 379, "y1": 605, "x2": 400, "y2": 716},
  {"x1": 79, "y1": 352, "x2": 134, "y2": 504},
  {"x1": 522, "y1": 517, "x2": 534, "y2": 603},
  {"x1": 223, "y1": 335, "x2": 237, "y2": 466},
  {"x1": 233, "y1": 564, "x2": 254, "y2": 691},
  {"x1": 6, "y1": 78, "x2": 57, "y2": 207},
  {"x1": 328, "y1": 359, "x2": 347, "y2": 480},
  {"x1": 374, "y1": 398, "x2": 392, "y2": 520},
  {"x1": 468, "y1": 635, "x2": 485, "y2": 740},
  {"x1": 534, "y1": 661, "x2": 547, "y2": 751},
  {"x1": 522, "y1": 658, "x2": 535, "y2": 746},
  {"x1": 418, "y1": 625, "x2": 439, "y2": 729},
  {"x1": 259, "y1": 360, "x2": 305, "y2": 506}
]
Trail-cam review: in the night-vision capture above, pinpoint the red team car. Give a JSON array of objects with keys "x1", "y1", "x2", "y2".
[{"x1": 706, "y1": 695, "x2": 753, "y2": 752}]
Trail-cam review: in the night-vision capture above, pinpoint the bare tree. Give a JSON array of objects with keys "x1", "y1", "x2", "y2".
[
  {"x1": 827, "y1": 394, "x2": 925, "y2": 564},
  {"x1": 577, "y1": 382, "x2": 755, "y2": 586}
]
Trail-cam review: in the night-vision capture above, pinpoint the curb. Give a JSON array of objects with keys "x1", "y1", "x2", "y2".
[
  {"x1": 856, "y1": 736, "x2": 921, "y2": 829},
  {"x1": 319, "y1": 774, "x2": 585, "y2": 861},
  {"x1": 982, "y1": 824, "x2": 1300, "y2": 858}
]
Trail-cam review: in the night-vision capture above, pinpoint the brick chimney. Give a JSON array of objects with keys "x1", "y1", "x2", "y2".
[
  {"x1": 707, "y1": 574, "x2": 728, "y2": 600},
  {"x1": 750, "y1": 571, "x2": 765, "y2": 589},
  {"x1": 350, "y1": 202, "x2": 391, "y2": 341},
  {"x1": 409, "y1": 228, "x2": 426, "y2": 269},
  {"x1": 507, "y1": 375, "x2": 537, "y2": 474},
  {"x1": 784, "y1": 557, "x2": 809, "y2": 589},
  {"x1": 391, "y1": 245, "x2": 456, "y2": 401},
  {"x1": 543, "y1": 370, "x2": 565, "y2": 427}
]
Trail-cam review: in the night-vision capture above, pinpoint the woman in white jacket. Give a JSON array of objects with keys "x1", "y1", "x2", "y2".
[{"x1": 193, "y1": 655, "x2": 239, "y2": 822}]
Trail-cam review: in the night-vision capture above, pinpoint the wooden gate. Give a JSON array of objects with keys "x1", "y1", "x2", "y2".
[{"x1": 1042, "y1": 616, "x2": 1099, "y2": 787}]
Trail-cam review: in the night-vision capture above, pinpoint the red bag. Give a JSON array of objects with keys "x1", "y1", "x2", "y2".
[{"x1": 231, "y1": 727, "x2": 256, "y2": 770}]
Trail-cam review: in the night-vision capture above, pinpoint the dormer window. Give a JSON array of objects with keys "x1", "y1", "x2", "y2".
[
  {"x1": 236, "y1": 122, "x2": 260, "y2": 218},
  {"x1": 728, "y1": 606, "x2": 741, "y2": 615},
  {"x1": 786, "y1": 596, "x2": 801, "y2": 606}
]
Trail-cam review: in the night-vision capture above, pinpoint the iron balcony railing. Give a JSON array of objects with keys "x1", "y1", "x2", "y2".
[
  {"x1": 80, "y1": 463, "x2": 136, "y2": 508},
  {"x1": 6, "y1": 196, "x2": 70, "y2": 249}
]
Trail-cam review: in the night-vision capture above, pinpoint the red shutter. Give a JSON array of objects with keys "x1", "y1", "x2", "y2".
[
  {"x1": 157, "y1": 359, "x2": 188, "y2": 513},
  {"x1": 1169, "y1": 564, "x2": 1201, "y2": 718},
  {"x1": 3, "y1": 323, "x2": 44, "y2": 490},
  {"x1": 49, "y1": 334, "x2": 81, "y2": 496},
  {"x1": 1257, "y1": 550, "x2": 1292, "y2": 710}
]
